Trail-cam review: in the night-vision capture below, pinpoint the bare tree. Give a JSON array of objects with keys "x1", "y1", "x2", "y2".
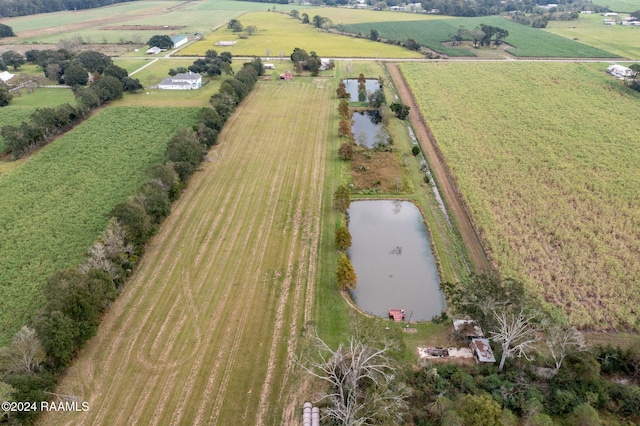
[
  {"x1": 80, "y1": 219, "x2": 132, "y2": 282},
  {"x1": 545, "y1": 325, "x2": 586, "y2": 372},
  {"x1": 0, "y1": 326, "x2": 45, "y2": 374},
  {"x1": 490, "y1": 307, "x2": 539, "y2": 372},
  {"x1": 299, "y1": 336, "x2": 409, "y2": 425}
]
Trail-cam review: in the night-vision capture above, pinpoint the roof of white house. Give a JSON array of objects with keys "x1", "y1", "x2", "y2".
[
  {"x1": 0, "y1": 71, "x2": 15, "y2": 83},
  {"x1": 172, "y1": 71, "x2": 201, "y2": 81}
]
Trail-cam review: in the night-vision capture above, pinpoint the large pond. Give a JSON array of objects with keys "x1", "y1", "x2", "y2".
[
  {"x1": 352, "y1": 110, "x2": 386, "y2": 148},
  {"x1": 343, "y1": 78, "x2": 381, "y2": 101},
  {"x1": 348, "y1": 200, "x2": 444, "y2": 321}
]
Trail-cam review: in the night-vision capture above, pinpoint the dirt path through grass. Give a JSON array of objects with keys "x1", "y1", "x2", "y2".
[
  {"x1": 38, "y1": 79, "x2": 329, "y2": 425},
  {"x1": 387, "y1": 63, "x2": 490, "y2": 272}
]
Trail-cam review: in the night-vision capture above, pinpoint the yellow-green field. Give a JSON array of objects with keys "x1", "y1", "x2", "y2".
[
  {"x1": 401, "y1": 61, "x2": 640, "y2": 330},
  {"x1": 40, "y1": 78, "x2": 331, "y2": 425},
  {"x1": 178, "y1": 11, "x2": 422, "y2": 58},
  {"x1": 545, "y1": 13, "x2": 640, "y2": 59},
  {"x1": 302, "y1": 7, "x2": 442, "y2": 25}
]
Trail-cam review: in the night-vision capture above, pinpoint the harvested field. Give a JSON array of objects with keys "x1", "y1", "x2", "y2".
[{"x1": 39, "y1": 78, "x2": 330, "y2": 425}]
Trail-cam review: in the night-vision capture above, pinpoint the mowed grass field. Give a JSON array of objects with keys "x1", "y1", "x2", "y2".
[
  {"x1": 178, "y1": 11, "x2": 422, "y2": 58},
  {"x1": 0, "y1": 107, "x2": 200, "y2": 345},
  {"x1": 400, "y1": 62, "x2": 640, "y2": 330},
  {"x1": 345, "y1": 16, "x2": 617, "y2": 57},
  {"x1": 40, "y1": 78, "x2": 331, "y2": 425},
  {"x1": 545, "y1": 14, "x2": 640, "y2": 60},
  {"x1": 593, "y1": 0, "x2": 639, "y2": 12}
]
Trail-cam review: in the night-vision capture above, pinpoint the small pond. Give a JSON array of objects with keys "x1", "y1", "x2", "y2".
[
  {"x1": 342, "y1": 78, "x2": 381, "y2": 101},
  {"x1": 348, "y1": 200, "x2": 444, "y2": 321},
  {"x1": 352, "y1": 110, "x2": 387, "y2": 148}
]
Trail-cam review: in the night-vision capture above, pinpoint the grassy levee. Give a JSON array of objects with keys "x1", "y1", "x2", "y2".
[
  {"x1": 39, "y1": 78, "x2": 331, "y2": 425},
  {"x1": 0, "y1": 107, "x2": 200, "y2": 345},
  {"x1": 400, "y1": 61, "x2": 640, "y2": 330}
]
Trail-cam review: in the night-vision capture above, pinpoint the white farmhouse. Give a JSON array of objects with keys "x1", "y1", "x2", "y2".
[{"x1": 158, "y1": 71, "x2": 202, "y2": 90}]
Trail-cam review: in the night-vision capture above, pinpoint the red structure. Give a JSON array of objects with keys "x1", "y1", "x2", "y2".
[{"x1": 388, "y1": 308, "x2": 405, "y2": 321}]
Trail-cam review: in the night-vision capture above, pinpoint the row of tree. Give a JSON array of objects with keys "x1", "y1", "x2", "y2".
[
  {"x1": 0, "y1": 0, "x2": 132, "y2": 18},
  {"x1": 1, "y1": 58, "x2": 265, "y2": 425}
]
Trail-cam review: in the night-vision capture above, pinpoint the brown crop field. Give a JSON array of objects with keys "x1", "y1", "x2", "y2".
[
  {"x1": 39, "y1": 78, "x2": 331, "y2": 425},
  {"x1": 400, "y1": 62, "x2": 640, "y2": 330}
]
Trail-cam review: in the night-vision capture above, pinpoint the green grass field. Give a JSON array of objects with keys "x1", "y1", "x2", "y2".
[
  {"x1": 593, "y1": 0, "x2": 640, "y2": 13},
  {"x1": 401, "y1": 61, "x2": 640, "y2": 330},
  {"x1": 40, "y1": 78, "x2": 331, "y2": 425},
  {"x1": 178, "y1": 11, "x2": 422, "y2": 58},
  {"x1": 345, "y1": 16, "x2": 618, "y2": 57},
  {"x1": 545, "y1": 13, "x2": 640, "y2": 59},
  {"x1": 0, "y1": 106, "x2": 200, "y2": 345}
]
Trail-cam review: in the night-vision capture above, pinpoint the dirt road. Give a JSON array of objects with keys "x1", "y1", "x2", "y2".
[{"x1": 387, "y1": 63, "x2": 491, "y2": 272}]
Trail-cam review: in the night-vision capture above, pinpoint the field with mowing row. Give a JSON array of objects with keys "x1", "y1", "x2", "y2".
[
  {"x1": 0, "y1": 107, "x2": 200, "y2": 345},
  {"x1": 401, "y1": 62, "x2": 640, "y2": 330},
  {"x1": 178, "y1": 11, "x2": 421, "y2": 58},
  {"x1": 40, "y1": 78, "x2": 331, "y2": 425},
  {"x1": 594, "y1": 0, "x2": 639, "y2": 12},
  {"x1": 545, "y1": 14, "x2": 640, "y2": 60},
  {"x1": 345, "y1": 16, "x2": 617, "y2": 57}
]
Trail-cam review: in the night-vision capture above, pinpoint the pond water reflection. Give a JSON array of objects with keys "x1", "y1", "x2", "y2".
[{"x1": 348, "y1": 200, "x2": 445, "y2": 321}]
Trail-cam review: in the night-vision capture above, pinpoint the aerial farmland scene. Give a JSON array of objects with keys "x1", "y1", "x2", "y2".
[{"x1": 1, "y1": 0, "x2": 639, "y2": 424}]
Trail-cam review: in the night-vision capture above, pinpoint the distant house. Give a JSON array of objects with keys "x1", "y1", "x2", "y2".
[
  {"x1": 607, "y1": 64, "x2": 636, "y2": 79},
  {"x1": 171, "y1": 35, "x2": 188, "y2": 49},
  {"x1": 264, "y1": 63, "x2": 275, "y2": 70},
  {"x1": 158, "y1": 71, "x2": 202, "y2": 90},
  {"x1": 621, "y1": 17, "x2": 640, "y2": 26},
  {"x1": 470, "y1": 338, "x2": 496, "y2": 363},
  {"x1": 146, "y1": 46, "x2": 161, "y2": 55},
  {"x1": 0, "y1": 71, "x2": 14, "y2": 83}
]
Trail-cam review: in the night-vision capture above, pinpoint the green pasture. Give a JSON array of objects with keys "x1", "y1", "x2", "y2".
[
  {"x1": 113, "y1": 58, "x2": 154, "y2": 73},
  {"x1": 345, "y1": 16, "x2": 617, "y2": 57},
  {"x1": 303, "y1": 7, "x2": 442, "y2": 25},
  {"x1": 178, "y1": 11, "x2": 422, "y2": 58},
  {"x1": 593, "y1": 0, "x2": 640, "y2": 13},
  {"x1": 0, "y1": 106, "x2": 201, "y2": 345},
  {"x1": 401, "y1": 61, "x2": 640, "y2": 330},
  {"x1": 0, "y1": 89, "x2": 75, "y2": 151},
  {"x1": 545, "y1": 13, "x2": 640, "y2": 59}
]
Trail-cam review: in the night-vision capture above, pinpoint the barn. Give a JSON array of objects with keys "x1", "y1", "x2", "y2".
[
  {"x1": 158, "y1": 71, "x2": 202, "y2": 90},
  {"x1": 171, "y1": 35, "x2": 188, "y2": 49}
]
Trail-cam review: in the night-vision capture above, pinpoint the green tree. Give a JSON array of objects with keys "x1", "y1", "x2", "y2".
[
  {"x1": 290, "y1": 9, "x2": 299, "y2": 19},
  {"x1": 370, "y1": 29, "x2": 379, "y2": 41},
  {"x1": 337, "y1": 255, "x2": 357, "y2": 290},
  {"x1": 122, "y1": 77, "x2": 143, "y2": 92},
  {"x1": 335, "y1": 223, "x2": 352, "y2": 251},
  {"x1": 91, "y1": 75, "x2": 124, "y2": 103},
  {"x1": 64, "y1": 64, "x2": 89, "y2": 86},
  {"x1": 338, "y1": 98, "x2": 350, "y2": 118},
  {"x1": 147, "y1": 34, "x2": 173, "y2": 49},
  {"x1": 227, "y1": 19, "x2": 244, "y2": 32},
  {"x1": 0, "y1": 23, "x2": 15, "y2": 38},
  {"x1": 1, "y1": 50, "x2": 25, "y2": 70},
  {"x1": 312, "y1": 15, "x2": 324, "y2": 28},
  {"x1": 0, "y1": 85, "x2": 12, "y2": 107},
  {"x1": 301, "y1": 13, "x2": 309, "y2": 24},
  {"x1": 390, "y1": 102, "x2": 410, "y2": 120},
  {"x1": 404, "y1": 38, "x2": 420, "y2": 51},
  {"x1": 457, "y1": 394, "x2": 502, "y2": 426},
  {"x1": 109, "y1": 201, "x2": 154, "y2": 248},
  {"x1": 570, "y1": 403, "x2": 602, "y2": 426},
  {"x1": 77, "y1": 50, "x2": 112, "y2": 73},
  {"x1": 103, "y1": 64, "x2": 128, "y2": 81},
  {"x1": 165, "y1": 129, "x2": 206, "y2": 182},
  {"x1": 290, "y1": 47, "x2": 309, "y2": 64},
  {"x1": 368, "y1": 89, "x2": 386, "y2": 108},
  {"x1": 334, "y1": 184, "x2": 351, "y2": 212},
  {"x1": 336, "y1": 81, "x2": 349, "y2": 99},
  {"x1": 245, "y1": 25, "x2": 257, "y2": 36}
]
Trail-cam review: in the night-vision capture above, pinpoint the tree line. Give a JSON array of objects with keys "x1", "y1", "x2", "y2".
[
  {"x1": 0, "y1": 58, "x2": 265, "y2": 425},
  {"x1": 0, "y1": 0, "x2": 133, "y2": 18}
]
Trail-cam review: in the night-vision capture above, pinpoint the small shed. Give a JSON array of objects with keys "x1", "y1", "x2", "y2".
[
  {"x1": 171, "y1": 35, "x2": 188, "y2": 48},
  {"x1": 0, "y1": 71, "x2": 15, "y2": 83},
  {"x1": 264, "y1": 63, "x2": 275, "y2": 70},
  {"x1": 146, "y1": 46, "x2": 161, "y2": 55},
  {"x1": 470, "y1": 338, "x2": 496, "y2": 363},
  {"x1": 279, "y1": 70, "x2": 293, "y2": 81}
]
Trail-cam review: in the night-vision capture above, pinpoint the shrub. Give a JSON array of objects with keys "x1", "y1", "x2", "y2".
[{"x1": 412, "y1": 145, "x2": 420, "y2": 156}]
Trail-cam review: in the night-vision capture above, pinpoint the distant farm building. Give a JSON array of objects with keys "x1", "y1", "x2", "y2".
[
  {"x1": 0, "y1": 71, "x2": 14, "y2": 83},
  {"x1": 158, "y1": 71, "x2": 202, "y2": 90},
  {"x1": 146, "y1": 46, "x2": 161, "y2": 55},
  {"x1": 607, "y1": 64, "x2": 636, "y2": 79},
  {"x1": 279, "y1": 70, "x2": 293, "y2": 81},
  {"x1": 264, "y1": 63, "x2": 275, "y2": 70},
  {"x1": 171, "y1": 35, "x2": 188, "y2": 48},
  {"x1": 215, "y1": 40, "x2": 237, "y2": 46},
  {"x1": 470, "y1": 338, "x2": 496, "y2": 363}
]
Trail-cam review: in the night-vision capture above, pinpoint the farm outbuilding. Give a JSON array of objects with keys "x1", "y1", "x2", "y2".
[
  {"x1": 607, "y1": 64, "x2": 635, "y2": 79},
  {"x1": 0, "y1": 71, "x2": 14, "y2": 83},
  {"x1": 171, "y1": 35, "x2": 188, "y2": 48},
  {"x1": 158, "y1": 71, "x2": 202, "y2": 90},
  {"x1": 146, "y1": 46, "x2": 161, "y2": 55},
  {"x1": 470, "y1": 338, "x2": 496, "y2": 363}
]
